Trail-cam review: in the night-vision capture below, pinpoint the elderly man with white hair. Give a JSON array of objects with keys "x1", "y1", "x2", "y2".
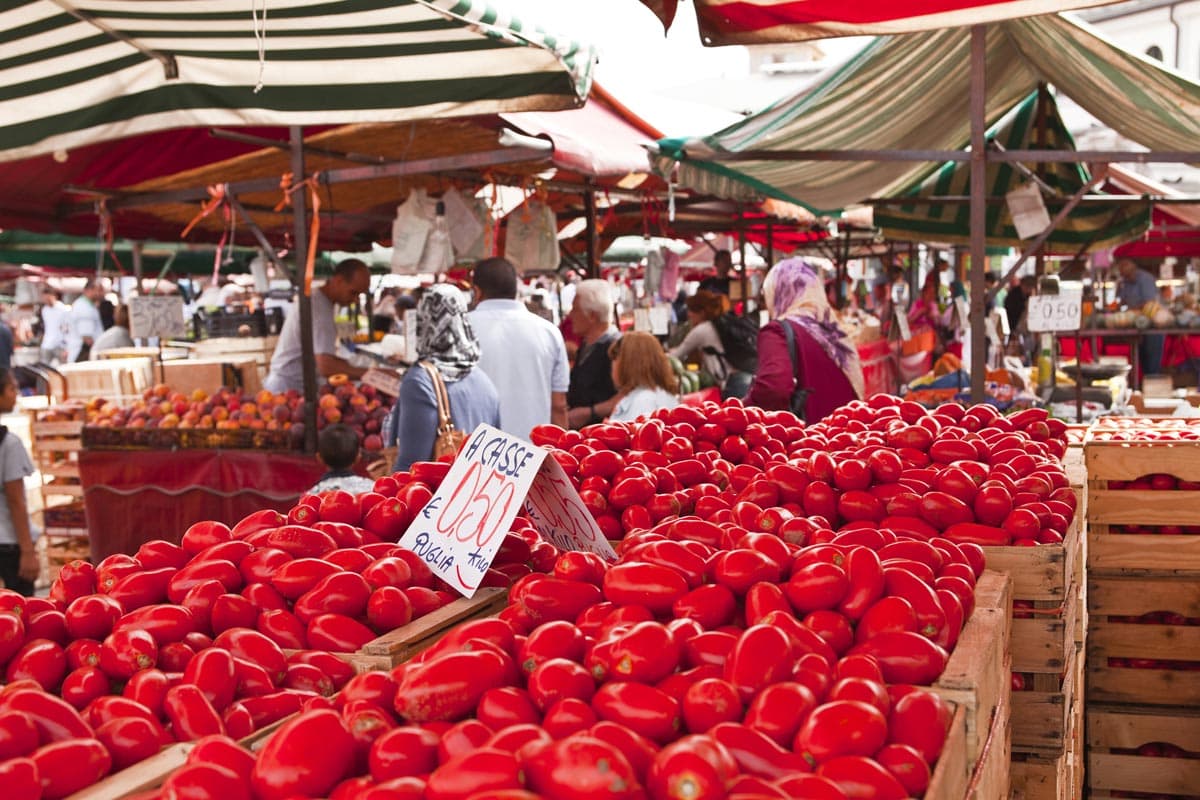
[{"x1": 566, "y1": 279, "x2": 621, "y2": 429}]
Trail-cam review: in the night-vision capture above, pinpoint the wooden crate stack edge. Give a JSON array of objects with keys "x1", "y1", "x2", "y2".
[{"x1": 1084, "y1": 433, "x2": 1200, "y2": 799}]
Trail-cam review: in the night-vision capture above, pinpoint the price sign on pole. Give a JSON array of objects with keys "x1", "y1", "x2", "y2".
[
  {"x1": 399, "y1": 425, "x2": 614, "y2": 596},
  {"x1": 1027, "y1": 289, "x2": 1083, "y2": 333}
]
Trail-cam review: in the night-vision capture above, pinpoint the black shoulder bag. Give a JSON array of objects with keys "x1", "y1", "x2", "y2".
[{"x1": 781, "y1": 320, "x2": 811, "y2": 422}]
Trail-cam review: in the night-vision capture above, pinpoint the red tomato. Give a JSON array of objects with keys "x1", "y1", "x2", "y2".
[
  {"x1": 368, "y1": 725, "x2": 440, "y2": 781},
  {"x1": 31, "y1": 737, "x2": 112, "y2": 799},
  {"x1": 6, "y1": 638, "x2": 67, "y2": 690},
  {"x1": 603, "y1": 562, "x2": 689, "y2": 615},
  {"x1": 744, "y1": 682, "x2": 817, "y2": 746},
  {"x1": 887, "y1": 689, "x2": 951, "y2": 765},
  {"x1": 591, "y1": 681, "x2": 682, "y2": 744},
  {"x1": 0, "y1": 757, "x2": 39, "y2": 800},
  {"x1": 394, "y1": 649, "x2": 512, "y2": 723},
  {"x1": 96, "y1": 715, "x2": 163, "y2": 770},
  {"x1": 528, "y1": 658, "x2": 596, "y2": 712},
  {"x1": 816, "y1": 756, "x2": 907, "y2": 800},
  {"x1": 681, "y1": 677, "x2": 743, "y2": 734},
  {"x1": 523, "y1": 736, "x2": 641, "y2": 800},
  {"x1": 794, "y1": 700, "x2": 888, "y2": 764},
  {"x1": 875, "y1": 742, "x2": 931, "y2": 796},
  {"x1": 252, "y1": 709, "x2": 356, "y2": 800}
]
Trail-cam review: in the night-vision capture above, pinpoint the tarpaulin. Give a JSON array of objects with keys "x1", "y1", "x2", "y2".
[{"x1": 80, "y1": 449, "x2": 325, "y2": 560}]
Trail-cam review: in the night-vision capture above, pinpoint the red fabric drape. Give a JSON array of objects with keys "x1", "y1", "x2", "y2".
[{"x1": 80, "y1": 449, "x2": 325, "y2": 560}]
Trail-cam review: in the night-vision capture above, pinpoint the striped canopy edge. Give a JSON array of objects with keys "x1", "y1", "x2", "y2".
[
  {"x1": 649, "y1": 13, "x2": 1200, "y2": 214},
  {"x1": 638, "y1": 0, "x2": 1128, "y2": 45},
  {"x1": 0, "y1": 0, "x2": 597, "y2": 164},
  {"x1": 873, "y1": 90, "x2": 1152, "y2": 251}
]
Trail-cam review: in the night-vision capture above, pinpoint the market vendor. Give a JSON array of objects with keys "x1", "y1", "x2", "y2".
[
  {"x1": 263, "y1": 260, "x2": 372, "y2": 393},
  {"x1": 1116, "y1": 257, "x2": 1164, "y2": 377}
]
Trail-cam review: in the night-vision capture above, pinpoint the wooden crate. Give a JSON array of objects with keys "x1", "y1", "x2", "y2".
[
  {"x1": 1087, "y1": 705, "x2": 1200, "y2": 798},
  {"x1": 32, "y1": 416, "x2": 86, "y2": 506},
  {"x1": 1086, "y1": 439, "x2": 1200, "y2": 575},
  {"x1": 1011, "y1": 642, "x2": 1084, "y2": 752},
  {"x1": 983, "y1": 514, "x2": 1082, "y2": 677},
  {"x1": 931, "y1": 570, "x2": 1012, "y2": 769},
  {"x1": 1087, "y1": 575, "x2": 1200, "y2": 707},
  {"x1": 966, "y1": 690, "x2": 1011, "y2": 800},
  {"x1": 290, "y1": 587, "x2": 510, "y2": 672},
  {"x1": 926, "y1": 704, "x2": 970, "y2": 800},
  {"x1": 1010, "y1": 694, "x2": 1085, "y2": 800}
]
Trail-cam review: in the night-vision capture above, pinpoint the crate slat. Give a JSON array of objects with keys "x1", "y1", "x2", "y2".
[
  {"x1": 982, "y1": 515, "x2": 1081, "y2": 603},
  {"x1": 1011, "y1": 643, "x2": 1081, "y2": 752},
  {"x1": 65, "y1": 744, "x2": 192, "y2": 800},
  {"x1": 359, "y1": 587, "x2": 508, "y2": 659},
  {"x1": 1090, "y1": 574, "x2": 1200, "y2": 618},
  {"x1": 925, "y1": 704, "x2": 969, "y2": 800},
  {"x1": 966, "y1": 693, "x2": 1010, "y2": 800},
  {"x1": 1088, "y1": 752, "x2": 1200, "y2": 796},
  {"x1": 1086, "y1": 438, "x2": 1200, "y2": 483},
  {"x1": 1089, "y1": 489, "x2": 1200, "y2": 526},
  {"x1": 1010, "y1": 697, "x2": 1085, "y2": 800},
  {"x1": 1090, "y1": 621, "x2": 1200, "y2": 661},
  {"x1": 1088, "y1": 525, "x2": 1200, "y2": 575},
  {"x1": 931, "y1": 570, "x2": 1012, "y2": 766},
  {"x1": 1085, "y1": 659, "x2": 1200, "y2": 706},
  {"x1": 1010, "y1": 591, "x2": 1076, "y2": 674}
]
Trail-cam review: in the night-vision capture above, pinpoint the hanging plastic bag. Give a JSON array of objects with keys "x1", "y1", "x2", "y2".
[
  {"x1": 418, "y1": 202, "x2": 455, "y2": 274},
  {"x1": 390, "y1": 188, "x2": 434, "y2": 274},
  {"x1": 441, "y1": 187, "x2": 486, "y2": 259},
  {"x1": 504, "y1": 198, "x2": 559, "y2": 272},
  {"x1": 459, "y1": 195, "x2": 494, "y2": 263}
]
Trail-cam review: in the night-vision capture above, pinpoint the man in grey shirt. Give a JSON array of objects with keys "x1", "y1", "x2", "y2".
[{"x1": 264, "y1": 260, "x2": 372, "y2": 393}]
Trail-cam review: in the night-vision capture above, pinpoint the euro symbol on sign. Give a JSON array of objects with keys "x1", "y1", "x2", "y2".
[{"x1": 422, "y1": 496, "x2": 442, "y2": 519}]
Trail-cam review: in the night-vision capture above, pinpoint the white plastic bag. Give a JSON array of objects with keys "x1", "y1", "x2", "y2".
[
  {"x1": 390, "y1": 189, "x2": 434, "y2": 274},
  {"x1": 418, "y1": 205, "x2": 455, "y2": 273},
  {"x1": 504, "y1": 198, "x2": 559, "y2": 272},
  {"x1": 441, "y1": 188, "x2": 486, "y2": 259}
]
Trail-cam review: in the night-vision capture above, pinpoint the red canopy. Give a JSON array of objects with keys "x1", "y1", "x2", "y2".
[{"x1": 639, "y1": 0, "x2": 1124, "y2": 43}]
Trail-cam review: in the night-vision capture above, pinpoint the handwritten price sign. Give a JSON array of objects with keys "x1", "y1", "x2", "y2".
[
  {"x1": 523, "y1": 458, "x2": 616, "y2": 561},
  {"x1": 1028, "y1": 290, "x2": 1083, "y2": 333},
  {"x1": 398, "y1": 425, "x2": 613, "y2": 597}
]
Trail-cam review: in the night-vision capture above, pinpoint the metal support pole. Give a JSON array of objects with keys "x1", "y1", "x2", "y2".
[
  {"x1": 969, "y1": 25, "x2": 988, "y2": 404},
  {"x1": 290, "y1": 126, "x2": 318, "y2": 455},
  {"x1": 583, "y1": 187, "x2": 599, "y2": 279}
]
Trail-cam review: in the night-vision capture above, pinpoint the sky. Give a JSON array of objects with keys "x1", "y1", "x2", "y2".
[{"x1": 494, "y1": 0, "x2": 870, "y2": 136}]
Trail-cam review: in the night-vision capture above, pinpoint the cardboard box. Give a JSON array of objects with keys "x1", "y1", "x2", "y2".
[{"x1": 160, "y1": 359, "x2": 260, "y2": 397}]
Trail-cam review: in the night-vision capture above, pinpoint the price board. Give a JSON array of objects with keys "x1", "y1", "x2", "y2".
[
  {"x1": 129, "y1": 296, "x2": 185, "y2": 340},
  {"x1": 361, "y1": 368, "x2": 401, "y2": 397},
  {"x1": 1027, "y1": 290, "x2": 1083, "y2": 332},
  {"x1": 398, "y1": 425, "x2": 614, "y2": 596}
]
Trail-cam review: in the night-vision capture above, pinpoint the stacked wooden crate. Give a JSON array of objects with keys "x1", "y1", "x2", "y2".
[
  {"x1": 1084, "y1": 424, "x2": 1200, "y2": 799},
  {"x1": 31, "y1": 404, "x2": 90, "y2": 575},
  {"x1": 986, "y1": 513, "x2": 1085, "y2": 800}
]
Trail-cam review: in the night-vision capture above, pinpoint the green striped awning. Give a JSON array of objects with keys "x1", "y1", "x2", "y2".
[
  {"x1": 651, "y1": 13, "x2": 1200, "y2": 214},
  {"x1": 874, "y1": 90, "x2": 1151, "y2": 251},
  {"x1": 0, "y1": 0, "x2": 595, "y2": 163}
]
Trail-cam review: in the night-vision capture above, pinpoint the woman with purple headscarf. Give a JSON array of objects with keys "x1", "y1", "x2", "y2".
[{"x1": 746, "y1": 258, "x2": 864, "y2": 423}]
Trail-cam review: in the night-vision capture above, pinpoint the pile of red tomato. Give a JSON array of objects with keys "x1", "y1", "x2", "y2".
[
  {"x1": 0, "y1": 395, "x2": 1078, "y2": 800},
  {"x1": 533, "y1": 396, "x2": 1074, "y2": 548},
  {"x1": 0, "y1": 463, "x2": 561, "y2": 799}
]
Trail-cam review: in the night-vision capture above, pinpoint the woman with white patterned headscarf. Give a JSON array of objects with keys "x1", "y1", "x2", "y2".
[
  {"x1": 391, "y1": 284, "x2": 500, "y2": 470},
  {"x1": 746, "y1": 258, "x2": 864, "y2": 423}
]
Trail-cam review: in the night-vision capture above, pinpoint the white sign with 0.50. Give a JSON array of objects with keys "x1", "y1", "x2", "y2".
[{"x1": 1027, "y1": 290, "x2": 1083, "y2": 333}]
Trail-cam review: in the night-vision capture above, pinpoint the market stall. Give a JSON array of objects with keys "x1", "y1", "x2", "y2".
[{"x1": 79, "y1": 447, "x2": 324, "y2": 561}]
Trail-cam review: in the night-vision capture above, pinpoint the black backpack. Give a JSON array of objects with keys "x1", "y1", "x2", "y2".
[{"x1": 706, "y1": 313, "x2": 760, "y2": 375}]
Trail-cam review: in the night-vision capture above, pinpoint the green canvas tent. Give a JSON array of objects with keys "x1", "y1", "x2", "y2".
[
  {"x1": 650, "y1": 13, "x2": 1200, "y2": 214},
  {"x1": 874, "y1": 90, "x2": 1151, "y2": 251}
]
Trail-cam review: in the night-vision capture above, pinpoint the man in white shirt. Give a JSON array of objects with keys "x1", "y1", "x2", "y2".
[
  {"x1": 263, "y1": 260, "x2": 372, "y2": 393},
  {"x1": 65, "y1": 279, "x2": 104, "y2": 362},
  {"x1": 39, "y1": 288, "x2": 68, "y2": 364},
  {"x1": 469, "y1": 257, "x2": 569, "y2": 438}
]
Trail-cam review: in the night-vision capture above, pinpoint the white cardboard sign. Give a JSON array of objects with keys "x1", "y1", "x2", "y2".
[
  {"x1": 361, "y1": 368, "x2": 402, "y2": 397},
  {"x1": 129, "y1": 296, "x2": 186, "y2": 340},
  {"x1": 523, "y1": 456, "x2": 616, "y2": 560},
  {"x1": 398, "y1": 424, "x2": 614, "y2": 596},
  {"x1": 1027, "y1": 290, "x2": 1083, "y2": 333}
]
